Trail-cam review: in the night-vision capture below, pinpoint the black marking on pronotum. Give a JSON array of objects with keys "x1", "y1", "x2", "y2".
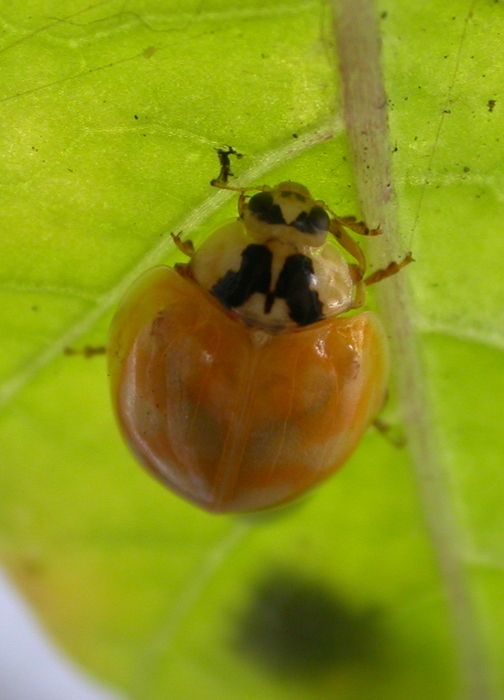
[
  {"x1": 212, "y1": 246, "x2": 323, "y2": 327},
  {"x1": 247, "y1": 192, "x2": 285, "y2": 225},
  {"x1": 274, "y1": 254, "x2": 323, "y2": 326},
  {"x1": 211, "y1": 245, "x2": 272, "y2": 309},
  {"x1": 292, "y1": 206, "x2": 330, "y2": 235},
  {"x1": 248, "y1": 191, "x2": 329, "y2": 236}
]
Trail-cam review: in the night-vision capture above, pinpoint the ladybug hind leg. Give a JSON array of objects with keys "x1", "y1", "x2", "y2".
[
  {"x1": 364, "y1": 253, "x2": 414, "y2": 287},
  {"x1": 373, "y1": 417, "x2": 406, "y2": 448}
]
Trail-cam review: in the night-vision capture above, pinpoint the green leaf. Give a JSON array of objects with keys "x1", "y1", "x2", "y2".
[{"x1": 1, "y1": 0, "x2": 503, "y2": 699}]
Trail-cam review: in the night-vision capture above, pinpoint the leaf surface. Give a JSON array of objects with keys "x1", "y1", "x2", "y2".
[{"x1": 0, "y1": 1, "x2": 503, "y2": 699}]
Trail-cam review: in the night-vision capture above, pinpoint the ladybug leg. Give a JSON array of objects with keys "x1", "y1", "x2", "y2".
[
  {"x1": 324, "y1": 203, "x2": 383, "y2": 275},
  {"x1": 347, "y1": 265, "x2": 366, "y2": 309},
  {"x1": 171, "y1": 232, "x2": 195, "y2": 258},
  {"x1": 364, "y1": 253, "x2": 414, "y2": 287},
  {"x1": 333, "y1": 215, "x2": 381, "y2": 238},
  {"x1": 320, "y1": 202, "x2": 381, "y2": 239},
  {"x1": 64, "y1": 346, "x2": 106, "y2": 358},
  {"x1": 209, "y1": 179, "x2": 247, "y2": 192},
  {"x1": 329, "y1": 220, "x2": 367, "y2": 277},
  {"x1": 171, "y1": 233, "x2": 197, "y2": 279},
  {"x1": 373, "y1": 417, "x2": 406, "y2": 448},
  {"x1": 372, "y1": 391, "x2": 406, "y2": 447},
  {"x1": 210, "y1": 181, "x2": 271, "y2": 195},
  {"x1": 210, "y1": 181, "x2": 272, "y2": 217},
  {"x1": 352, "y1": 280, "x2": 366, "y2": 309},
  {"x1": 237, "y1": 189, "x2": 249, "y2": 217}
]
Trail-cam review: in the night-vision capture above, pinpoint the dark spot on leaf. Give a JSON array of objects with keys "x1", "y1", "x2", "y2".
[{"x1": 234, "y1": 569, "x2": 381, "y2": 679}]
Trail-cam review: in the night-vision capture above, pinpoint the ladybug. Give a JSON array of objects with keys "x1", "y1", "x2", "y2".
[{"x1": 108, "y1": 180, "x2": 412, "y2": 513}]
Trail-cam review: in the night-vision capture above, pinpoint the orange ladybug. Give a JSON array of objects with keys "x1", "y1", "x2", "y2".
[{"x1": 108, "y1": 181, "x2": 411, "y2": 513}]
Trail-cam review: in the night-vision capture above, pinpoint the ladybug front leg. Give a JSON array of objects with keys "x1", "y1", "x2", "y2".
[
  {"x1": 171, "y1": 232, "x2": 195, "y2": 258},
  {"x1": 347, "y1": 264, "x2": 366, "y2": 310},
  {"x1": 364, "y1": 253, "x2": 414, "y2": 286},
  {"x1": 334, "y1": 216, "x2": 381, "y2": 238},
  {"x1": 171, "y1": 233, "x2": 196, "y2": 280},
  {"x1": 210, "y1": 180, "x2": 272, "y2": 217},
  {"x1": 326, "y1": 207, "x2": 382, "y2": 273},
  {"x1": 328, "y1": 219, "x2": 367, "y2": 278}
]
